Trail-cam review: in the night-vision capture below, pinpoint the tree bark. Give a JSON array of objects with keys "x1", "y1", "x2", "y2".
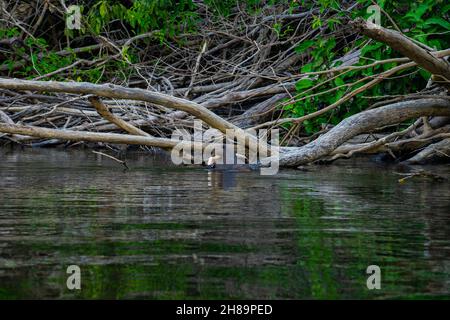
[
  {"x1": 352, "y1": 18, "x2": 450, "y2": 89},
  {"x1": 0, "y1": 122, "x2": 204, "y2": 150},
  {"x1": 232, "y1": 93, "x2": 287, "y2": 128},
  {"x1": 278, "y1": 98, "x2": 450, "y2": 166},
  {"x1": 89, "y1": 96, "x2": 152, "y2": 137},
  {"x1": 404, "y1": 138, "x2": 450, "y2": 164},
  {"x1": 0, "y1": 78, "x2": 242, "y2": 135}
]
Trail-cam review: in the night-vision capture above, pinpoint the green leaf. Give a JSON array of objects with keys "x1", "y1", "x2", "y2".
[
  {"x1": 334, "y1": 89, "x2": 345, "y2": 102},
  {"x1": 334, "y1": 77, "x2": 345, "y2": 87},
  {"x1": 313, "y1": 56, "x2": 324, "y2": 68},
  {"x1": 419, "y1": 69, "x2": 431, "y2": 81},
  {"x1": 296, "y1": 78, "x2": 314, "y2": 90},
  {"x1": 361, "y1": 42, "x2": 384, "y2": 55},
  {"x1": 424, "y1": 17, "x2": 450, "y2": 30},
  {"x1": 295, "y1": 40, "x2": 315, "y2": 53},
  {"x1": 404, "y1": 3, "x2": 429, "y2": 21},
  {"x1": 312, "y1": 16, "x2": 322, "y2": 29},
  {"x1": 301, "y1": 63, "x2": 313, "y2": 73},
  {"x1": 327, "y1": 18, "x2": 341, "y2": 30},
  {"x1": 99, "y1": 2, "x2": 108, "y2": 18}
]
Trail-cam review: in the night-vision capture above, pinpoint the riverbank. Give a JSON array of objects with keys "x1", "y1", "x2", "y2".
[{"x1": 1, "y1": 2, "x2": 449, "y2": 168}]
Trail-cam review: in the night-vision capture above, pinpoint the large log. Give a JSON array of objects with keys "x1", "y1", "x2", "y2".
[
  {"x1": 405, "y1": 138, "x2": 450, "y2": 164},
  {"x1": 278, "y1": 98, "x2": 450, "y2": 166},
  {"x1": 0, "y1": 78, "x2": 241, "y2": 135},
  {"x1": 0, "y1": 123, "x2": 202, "y2": 150},
  {"x1": 0, "y1": 78, "x2": 267, "y2": 154}
]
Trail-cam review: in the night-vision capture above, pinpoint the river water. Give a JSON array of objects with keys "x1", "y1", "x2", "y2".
[{"x1": 0, "y1": 148, "x2": 449, "y2": 299}]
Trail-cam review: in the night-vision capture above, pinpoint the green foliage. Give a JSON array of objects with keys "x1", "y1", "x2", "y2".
[
  {"x1": 83, "y1": 0, "x2": 283, "y2": 35},
  {"x1": 287, "y1": 0, "x2": 450, "y2": 135},
  {"x1": 86, "y1": 0, "x2": 199, "y2": 36},
  {"x1": 204, "y1": 0, "x2": 269, "y2": 16},
  {"x1": 83, "y1": 0, "x2": 273, "y2": 33},
  {"x1": 0, "y1": 27, "x2": 20, "y2": 38},
  {"x1": 0, "y1": 0, "x2": 448, "y2": 123},
  {"x1": 0, "y1": 33, "x2": 105, "y2": 82},
  {"x1": 0, "y1": 0, "x2": 281, "y2": 82}
]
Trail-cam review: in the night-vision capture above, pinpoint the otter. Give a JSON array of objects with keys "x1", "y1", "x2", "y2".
[
  {"x1": 207, "y1": 155, "x2": 221, "y2": 169},
  {"x1": 206, "y1": 153, "x2": 259, "y2": 171}
]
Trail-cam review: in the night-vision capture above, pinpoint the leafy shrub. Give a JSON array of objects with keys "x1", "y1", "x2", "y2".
[{"x1": 286, "y1": 0, "x2": 450, "y2": 134}]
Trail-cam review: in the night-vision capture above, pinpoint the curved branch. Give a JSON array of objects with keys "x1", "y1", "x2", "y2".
[
  {"x1": 0, "y1": 123, "x2": 205, "y2": 150},
  {"x1": 0, "y1": 78, "x2": 241, "y2": 135},
  {"x1": 404, "y1": 138, "x2": 450, "y2": 164},
  {"x1": 89, "y1": 96, "x2": 151, "y2": 137},
  {"x1": 279, "y1": 98, "x2": 450, "y2": 166},
  {"x1": 352, "y1": 18, "x2": 450, "y2": 89}
]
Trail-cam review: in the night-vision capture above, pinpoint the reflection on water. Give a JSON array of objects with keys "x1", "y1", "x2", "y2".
[{"x1": 0, "y1": 148, "x2": 449, "y2": 299}]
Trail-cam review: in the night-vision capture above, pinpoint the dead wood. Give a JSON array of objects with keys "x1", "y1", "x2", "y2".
[
  {"x1": 278, "y1": 99, "x2": 450, "y2": 167},
  {"x1": 352, "y1": 18, "x2": 450, "y2": 90}
]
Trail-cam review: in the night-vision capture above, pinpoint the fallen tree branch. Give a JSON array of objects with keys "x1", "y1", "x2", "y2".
[
  {"x1": 0, "y1": 122, "x2": 195, "y2": 149},
  {"x1": 404, "y1": 138, "x2": 450, "y2": 164},
  {"x1": 326, "y1": 120, "x2": 421, "y2": 161},
  {"x1": 201, "y1": 81, "x2": 297, "y2": 109},
  {"x1": 0, "y1": 78, "x2": 245, "y2": 135},
  {"x1": 352, "y1": 18, "x2": 450, "y2": 89},
  {"x1": 92, "y1": 150, "x2": 129, "y2": 170},
  {"x1": 0, "y1": 78, "x2": 267, "y2": 154},
  {"x1": 89, "y1": 96, "x2": 152, "y2": 137},
  {"x1": 254, "y1": 61, "x2": 417, "y2": 129},
  {"x1": 232, "y1": 93, "x2": 288, "y2": 128},
  {"x1": 278, "y1": 98, "x2": 450, "y2": 166}
]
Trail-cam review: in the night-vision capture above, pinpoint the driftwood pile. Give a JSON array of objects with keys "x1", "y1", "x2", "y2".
[{"x1": 0, "y1": 2, "x2": 449, "y2": 167}]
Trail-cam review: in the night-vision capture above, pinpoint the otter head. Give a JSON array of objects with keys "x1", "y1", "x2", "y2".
[{"x1": 207, "y1": 155, "x2": 221, "y2": 169}]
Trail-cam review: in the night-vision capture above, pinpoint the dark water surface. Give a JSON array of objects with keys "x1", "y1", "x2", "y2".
[{"x1": 0, "y1": 148, "x2": 449, "y2": 299}]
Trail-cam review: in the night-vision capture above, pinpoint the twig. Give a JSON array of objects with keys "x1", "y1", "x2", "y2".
[{"x1": 92, "y1": 150, "x2": 129, "y2": 170}]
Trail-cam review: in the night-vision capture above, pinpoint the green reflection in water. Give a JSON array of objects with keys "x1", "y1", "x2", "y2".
[{"x1": 1, "y1": 150, "x2": 449, "y2": 299}]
